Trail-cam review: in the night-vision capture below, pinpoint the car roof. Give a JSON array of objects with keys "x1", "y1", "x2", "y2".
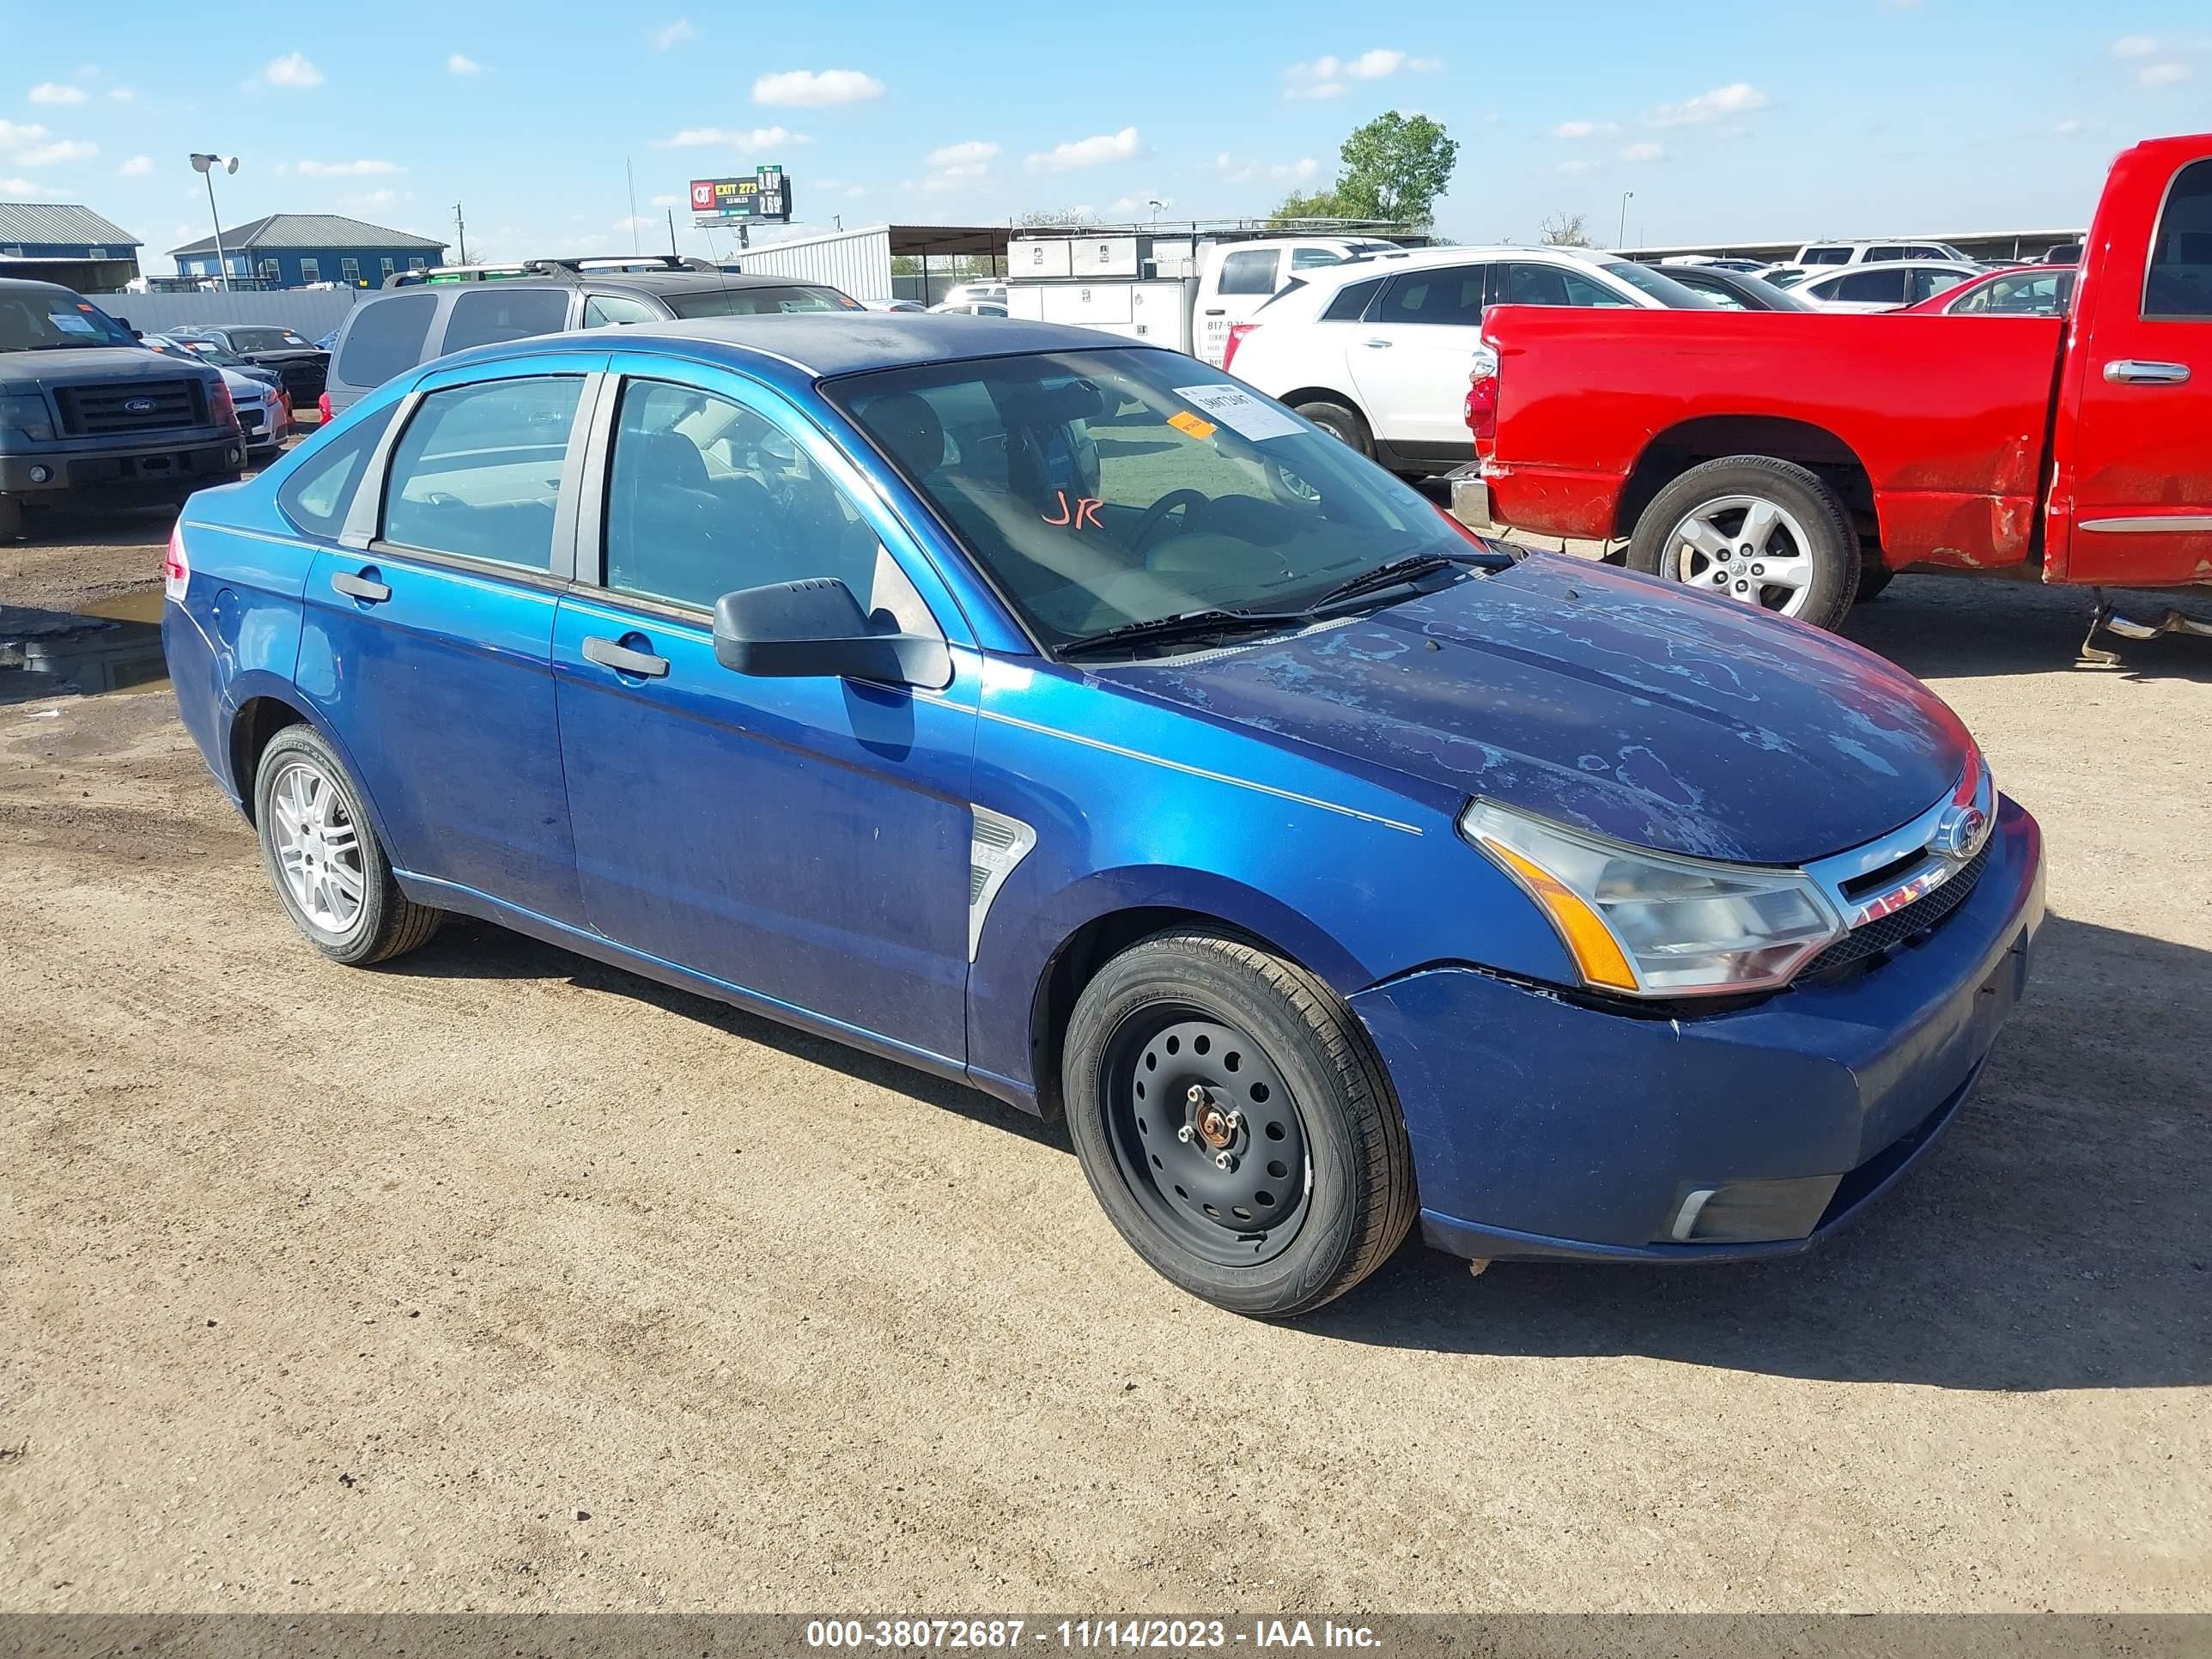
[
  {"x1": 1286, "y1": 242, "x2": 1620, "y2": 290},
  {"x1": 0, "y1": 276, "x2": 79, "y2": 297},
  {"x1": 438, "y1": 313, "x2": 1161, "y2": 382}
]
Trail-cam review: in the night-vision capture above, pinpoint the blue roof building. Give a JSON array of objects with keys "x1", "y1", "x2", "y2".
[
  {"x1": 168, "y1": 213, "x2": 447, "y2": 289},
  {"x1": 0, "y1": 202, "x2": 143, "y2": 289}
]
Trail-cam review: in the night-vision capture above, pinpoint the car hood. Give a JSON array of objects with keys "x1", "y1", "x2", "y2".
[
  {"x1": 234, "y1": 346, "x2": 325, "y2": 362},
  {"x1": 2, "y1": 346, "x2": 213, "y2": 386},
  {"x1": 1103, "y1": 553, "x2": 1970, "y2": 865}
]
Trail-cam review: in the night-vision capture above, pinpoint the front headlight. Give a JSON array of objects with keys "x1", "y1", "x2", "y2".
[
  {"x1": 0, "y1": 392, "x2": 56, "y2": 445},
  {"x1": 1459, "y1": 799, "x2": 1845, "y2": 998}
]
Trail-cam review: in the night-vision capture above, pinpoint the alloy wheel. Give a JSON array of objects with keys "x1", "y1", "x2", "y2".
[
  {"x1": 1666, "y1": 494, "x2": 1818, "y2": 618},
  {"x1": 268, "y1": 758, "x2": 366, "y2": 935}
]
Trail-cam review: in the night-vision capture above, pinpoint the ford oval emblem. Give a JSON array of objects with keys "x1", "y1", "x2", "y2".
[
  {"x1": 1929, "y1": 805, "x2": 1989, "y2": 860},
  {"x1": 123, "y1": 397, "x2": 157, "y2": 413}
]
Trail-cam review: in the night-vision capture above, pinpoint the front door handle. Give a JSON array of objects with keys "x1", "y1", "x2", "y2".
[
  {"x1": 1201, "y1": 307, "x2": 1226, "y2": 317},
  {"x1": 329, "y1": 569, "x2": 391, "y2": 604},
  {"x1": 1361, "y1": 337, "x2": 1392, "y2": 349},
  {"x1": 581, "y1": 635, "x2": 670, "y2": 678},
  {"x1": 2104, "y1": 359, "x2": 2191, "y2": 386}
]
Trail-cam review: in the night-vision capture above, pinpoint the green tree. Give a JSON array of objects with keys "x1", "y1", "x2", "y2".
[{"x1": 1269, "y1": 112, "x2": 1457, "y2": 228}]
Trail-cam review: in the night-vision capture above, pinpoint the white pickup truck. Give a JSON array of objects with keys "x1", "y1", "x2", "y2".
[{"x1": 1006, "y1": 232, "x2": 1402, "y2": 364}]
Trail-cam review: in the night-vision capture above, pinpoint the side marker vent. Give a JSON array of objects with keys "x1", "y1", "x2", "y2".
[{"x1": 968, "y1": 807, "x2": 1037, "y2": 962}]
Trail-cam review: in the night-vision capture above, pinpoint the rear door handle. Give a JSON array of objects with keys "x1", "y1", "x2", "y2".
[
  {"x1": 329, "y1": 569, "x2": 391, "y2": 604},
  {"x1": 1361, "y1": 337, "x2": 1392, "y2": 349},
  {"x1": 2104, "y1": 359, "x2": 2191, "y2": 386},
  {"x1": 581, "y1": 635, "x2": 670, "y2": 678}
]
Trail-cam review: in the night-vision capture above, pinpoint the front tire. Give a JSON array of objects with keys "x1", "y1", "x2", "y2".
[
  {"x1": 1289, "y1": 397, "x2": 1373, "y2": 459},
  {"x1": 253, "y1": 725, "x2": 441, "y2": 966},
  {"x1": 1062, "y1": 931, "x2": 1416, "y2": 1318},
  {"x1": 1626, "y1": 455, "x2": 1859, "y2": 631}
]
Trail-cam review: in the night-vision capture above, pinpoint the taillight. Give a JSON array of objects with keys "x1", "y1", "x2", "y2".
[
  {"x1": 1223, "y1": 323, "x2": 1257, "y2": 371},
  {"x1": 317, "y1": 392, "x2": 331, "y2": 424},
  {"x1": 1466, "y1": 344, "x2": 1499, "y2": 459},
  {"x1": 163, "y1": 520, "x2": 190, "y2": 602},
  {"x1": 208, "y1": 377, "x2": 236, "y2": 429}
]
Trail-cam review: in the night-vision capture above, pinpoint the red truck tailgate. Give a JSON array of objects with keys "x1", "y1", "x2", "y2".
[{"x1": 1482, "y1": 307, "x2": 2064, "y2": 572}]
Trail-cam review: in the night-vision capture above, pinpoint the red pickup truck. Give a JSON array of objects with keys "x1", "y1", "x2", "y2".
[{"x1": 1470, "y1": 131, "x2": 2212, "y2": 636}]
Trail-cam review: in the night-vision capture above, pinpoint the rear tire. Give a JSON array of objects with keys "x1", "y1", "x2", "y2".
[
  {"x1": 1062, "y1": 930, "x2": 1416, "y2": 1319},
  {"x1": 252, "y1": 725, "x2": 441, "y2": 967},
  {"x1": 1626, "y1": 455, "x2": 1859, "y2": 632},
  {"x1": 1289, "y1": 397, "x2": 1373, "y2": 459}
]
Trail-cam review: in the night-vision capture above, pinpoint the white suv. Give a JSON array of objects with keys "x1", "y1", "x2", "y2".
[
  {"x1": 1792, "y1": 239, "x2": 1976, "y2": 268},
  {"x1": 1223, "y1": 246, "x2": 1707, "y2": 475}
]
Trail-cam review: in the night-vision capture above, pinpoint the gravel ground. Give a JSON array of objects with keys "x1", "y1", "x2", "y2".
[{"x1": 2, "y1": 511, "x2": 2208, "y2": 1613}]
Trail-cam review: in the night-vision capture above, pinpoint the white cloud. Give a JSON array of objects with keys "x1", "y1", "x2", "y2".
[
  {"x1": 653, "y1": 19, "x2": 695, "y2": 49},
  {"x1": 2112, "y1": 34, "x2": 2157, "y2": 57},
  {"x1": 16, "y1": 139, "x2": 97, "y2": 166},
  {"x1": 1028, "y1": 125, "x2": 1142, "y2": 171},
  {"x1": 1649, "y1": 82, "x2": 1769, "y2": 127},
  {"x1": 1553, "y1": 119, "x2": 1614, "y2": 139},
  {"x1": 1621, "y1": 141, "x2": 1665, "y2": 163},
  {"x1": 655, "y1": 125, "x2": 807, "y2": 149},
  {"x1": 29, "y1": 83, "x2": 88, "y2": 105},
  {"x1": 0, "y1": 176, "x2": 48, "y2": 194},
  {"x1": 928, "y1": 140, "x2": 999, "y2": 167},
  {"x1": 2142, "y1": 61, "x2": 2194, "y2": 86},
  {"x1": 447, "y1": 53, "x2": 481, "y2": 75},
  {"x1": 752, "y1": 69, "x2": 884, "y2": 107},
  {"x1": 264, "y1": 52, "x2": 324, "y2": 89},
  {"x1": 1557, "y1": 159, "x2": 1599, "y2": 176},
  {"x1": 108, "y1": 87, "x2": 135, "y2": 102},
  {"x1": 0, "y1": 119, "x2": 51, "y2": 151},
  {"x1": 1284, "y1": 47, "x2": 1437, "y2": 99},
  {"x1": 1273, "y1": 157, "x2": 1319, "y2": 183},
  {"x1": 118, "y1": 154, "x2": 153, "y2": 176},
  {"x1": 297, "y1": 158, "x2": 401, "y2": 176}
]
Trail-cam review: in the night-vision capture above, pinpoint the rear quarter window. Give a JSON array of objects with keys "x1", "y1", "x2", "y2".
[
  {"x1": 1321, "y1": 276, "x2": 1387, "y2": 321},
  {"x1": 335, "y1": 294, "x2": 439, "y2": 389},
  {"x1": 276, "y1": 403, "x2": 399, "y2": 538}
]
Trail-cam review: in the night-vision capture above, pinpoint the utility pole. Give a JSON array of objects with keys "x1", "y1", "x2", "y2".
[
  {"x1": 626, "y1": 158, "x2": 641, "y2": 254},
  {"x1": 453, "y1": 201, "x2": 469, "y2": 264}
]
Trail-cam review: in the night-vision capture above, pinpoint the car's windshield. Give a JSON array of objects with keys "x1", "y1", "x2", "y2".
[
  {"x1": 223, "y1": 326, "x2": 313, "y2": 351},
  {"x1": 663, "y1": 284, "x2": 862, "y2": 319},
  {"x1": 829, "y1": 347, "x2": 1483, "y2": 651},
  {"x1": 169, "y1": 337, "x2": 251, "y2": 367},
  {"x1": 1592, "y1": 260, "x2": 1716, "y2": 308},
  {"x1": 0, "y1": 289, "x2": 137, "y2": 351}
]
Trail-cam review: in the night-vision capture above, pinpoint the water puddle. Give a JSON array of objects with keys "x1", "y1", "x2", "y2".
[{"x1": 1, "y1": 589, "x2": 169, "y2": 699}]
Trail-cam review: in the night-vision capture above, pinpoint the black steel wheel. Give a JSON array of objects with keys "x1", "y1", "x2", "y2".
[
  {"x1": 1062, "y1": 930, "x2": 1416, "y2": 1318},
  {"x1": 1101, "y1": 1010, "x2": 1313, "y2": 1267}
]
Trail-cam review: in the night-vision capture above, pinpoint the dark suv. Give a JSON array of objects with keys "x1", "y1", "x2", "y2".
[
  {"x1": 320, "y1": 259, "x2": 861, "y2": 415},
  {"x1": 170, "y1": 323, "x2": 329, "y2": 410},
  {"x1": 0, "y1": 278, "x2": 243, "y2": 539}
]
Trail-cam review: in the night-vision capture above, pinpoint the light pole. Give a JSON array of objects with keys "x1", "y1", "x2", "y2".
[
  {"x1": 1619, "y1": 190, "x2": 1634, "y2": 250},
  {"x1": 189, "y1": 154, "x2": 240, "y2": 289}
]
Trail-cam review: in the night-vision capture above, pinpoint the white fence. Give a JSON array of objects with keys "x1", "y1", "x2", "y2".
[{"x1": 98, "y1": 290, "x2": 362, "y2": 341}]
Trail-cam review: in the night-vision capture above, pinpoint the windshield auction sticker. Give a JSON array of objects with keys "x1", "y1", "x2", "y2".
[{"x1": 1174, "y1": 383, "x2": 1304, "y2": 442}]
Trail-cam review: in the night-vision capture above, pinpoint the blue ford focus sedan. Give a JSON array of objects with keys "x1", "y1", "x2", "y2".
[{"x1": 161, "y1": 315, "x2": 2043, "y2": 1317}]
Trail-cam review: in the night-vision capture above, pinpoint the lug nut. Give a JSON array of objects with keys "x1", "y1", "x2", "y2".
[
  {"x1": 1177, "y1": 1125, "x2": 1195, "y2": 1144},
  {"x1": 1186, "y1": 1084, "x2": 1206, "y2": 1106},
  {"x1": 1213, "y1": 1151, "x2": 1237, "y2": 1171},
  {"x1": 1751, "y1": 562, "x2": 1765, "y2": 575}
]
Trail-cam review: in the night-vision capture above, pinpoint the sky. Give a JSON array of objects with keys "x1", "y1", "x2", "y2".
[{"x1": 2, "y1": 0, "x2": 2209, "y2": 271}]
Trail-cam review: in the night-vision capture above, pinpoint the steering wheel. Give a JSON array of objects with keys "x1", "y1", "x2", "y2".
[{"x1": 1131, "y1": 489, "x2": 1210, "y2": 558}]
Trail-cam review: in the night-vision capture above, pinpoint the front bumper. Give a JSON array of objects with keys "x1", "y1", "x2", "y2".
[
  {"x1": 0, "y1": 435, "x2": 246, "y2": 501},
  {"x1": 1348, "y1": 795, "x2": 2045, "y2": 1262}
]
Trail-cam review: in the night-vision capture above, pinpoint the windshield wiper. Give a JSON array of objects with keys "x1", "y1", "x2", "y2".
[
  {"x1": 1058, "y1": 607, "x2": 1306, "y2": 659},
  {"x1": 1303, "y1": 551, "x2": 1486, "y2": 614}
]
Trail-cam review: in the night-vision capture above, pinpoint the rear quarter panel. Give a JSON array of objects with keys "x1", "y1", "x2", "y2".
[{"x1": 1483, "y1": 307, "x2": 2063, "y2": 570}]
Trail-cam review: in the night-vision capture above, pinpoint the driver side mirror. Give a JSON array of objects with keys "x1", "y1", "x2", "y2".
[{"x1": 713, "y1": 577, "x2": 951, "y2": 690}]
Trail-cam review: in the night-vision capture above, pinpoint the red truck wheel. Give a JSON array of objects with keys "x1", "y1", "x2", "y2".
[{"x1": 1626, "y1": 456, "x2": 1858, "y2": 631}]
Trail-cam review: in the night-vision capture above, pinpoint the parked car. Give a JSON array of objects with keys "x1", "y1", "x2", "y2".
[
  {"x1": 0, "y1": 278, "x2": 243, "y2": 539},
  {"x1": 171, "y1": 324, "x2": 329, "y2": 409},
  {"x1": 1792, "y1": 238, "x2": 1978, "y2": 268},
  {"x1": 1658, "y1": 256, "x2": 1771, "y2": 272},
  {"x1": 1649, "y1": 264, "x2": 1818, "y2": 311},
  {"x1": 1902, "y1": 265, "x2": 2075, "y2": 318},
  {"x1": 143, "y1": 335, "x2": 289, "y2": 458},
  {"x1": 1468, "y1": 131, "x2": 2212, "y2": 632},
  {"x1": 320, "y1": 266, "x2": 862, "y2": 417},
  {"x1": 936, "y1": 280, "x2": 1008, "y2": 308},
  {"x1": 1224, "y1": 246, "x2": 1712, "y2": 475},
  {"x1": 160, "y1": 313, "x2": 2043, "y2": 1316},
  {"x1": 1758, "y1": 264, "x2": 1820, "y2": 289},
  {"x1": 927, "y1": 300, "x2": 1008, "y2": 317},
  {"x1": 1793, "y1": 260, "x2": 1986, "y2": 313},
  {"x1": 859, "y1": 298, "x2": 928, "y2": 313}
]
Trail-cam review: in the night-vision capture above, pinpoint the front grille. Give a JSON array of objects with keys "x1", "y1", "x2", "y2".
[
  {"x1": 55, "y1": 379, "x2": 208, "y2": 436},
  {"x1": 238, "y1": 407, "x2": 265, "y2": 434},
  {"x1": 1806, "y1": 843, "x2": 1990, "y2": 977}
]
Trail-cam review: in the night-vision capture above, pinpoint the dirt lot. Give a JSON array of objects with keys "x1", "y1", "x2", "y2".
[{"x1": 2, "y1": 507, "x2": 2208, "y2": 1614}]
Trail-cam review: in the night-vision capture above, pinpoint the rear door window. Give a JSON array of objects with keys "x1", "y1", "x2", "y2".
[
  {"x1": 1832, "y1": 268, "x2": 1910, "y2": 304},
  {"x1": 276, "y1": 404, "x2": 398, "y2": 537},
  {"x1": 380, "y1": 376, "x2": 584, "y2": 570},
  {"x1": 439, "y1": 287, "x2": 573, "y2": 354},
  {"x1": 583, "y1": 293, "x2": 664, "y2": 327},
  {"x1": 1376, "y1": 264, "x2": 1488, "y2": 325},
  {"x1": 335, "y1": 293, "x2": 438, "y2": 389},
  {"x1": 2145, "y1": 157, "x2": 2212, "y2": 318}
]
